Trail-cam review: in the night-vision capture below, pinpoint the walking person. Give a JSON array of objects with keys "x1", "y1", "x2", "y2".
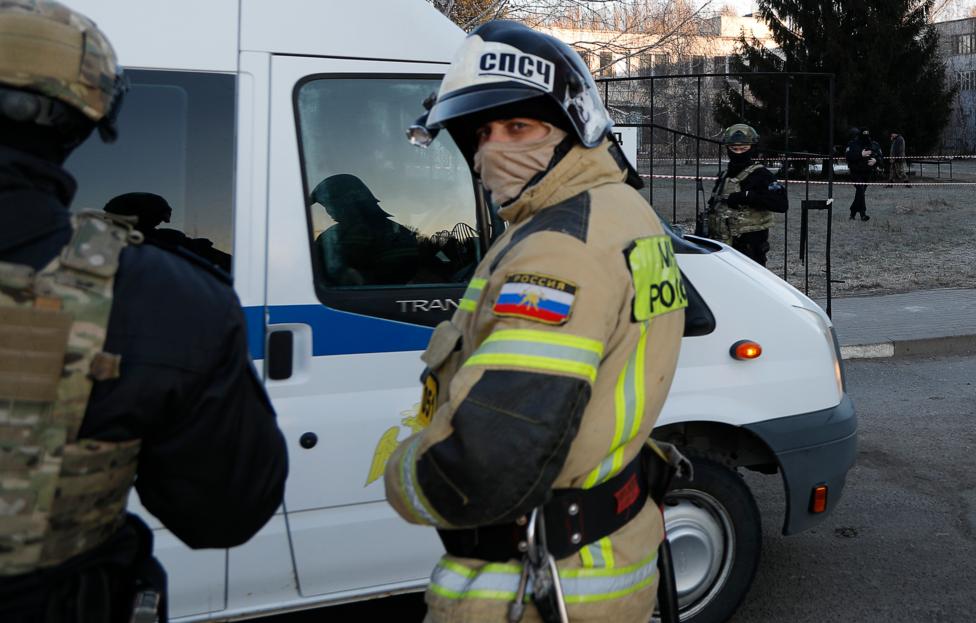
[
  {"x1": 888, "y1": 130, "x2": 908, "y2": 184},
  {"x1": 846, "y1": 127, "x2": 883, "y2": 221},
  {"x1": 385, "y1": 20, "x2": 687, "y2": 623}
]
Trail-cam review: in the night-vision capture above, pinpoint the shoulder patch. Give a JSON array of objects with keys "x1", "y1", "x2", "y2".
[
  {"x1": 493, "y1": 272, "x2": 577, "y2": 325},
  {"x1": 625, "y1": 235, "x2": 688, "y2": 322},
  {"x1": 490, "y1": 193, "x2": 590, "y2": 272}
]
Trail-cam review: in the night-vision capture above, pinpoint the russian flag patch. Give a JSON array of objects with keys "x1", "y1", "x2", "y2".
[{"x1": 493, "y1": 273, "x2": 577, "y2": 325}]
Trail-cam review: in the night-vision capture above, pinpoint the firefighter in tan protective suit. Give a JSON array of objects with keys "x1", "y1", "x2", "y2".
[{"x1": 385, "y1": 20, "x2": 686, "y2": 623}]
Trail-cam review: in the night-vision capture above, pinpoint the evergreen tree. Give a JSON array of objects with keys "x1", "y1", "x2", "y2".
[{"x1": 714, "y1": 0, "x2": 956, "y2": 156}]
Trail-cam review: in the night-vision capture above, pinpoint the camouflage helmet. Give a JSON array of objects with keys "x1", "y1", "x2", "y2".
[
  {"x1": 722, "y1": 124, "x2": 760, "y2": 145},
  {"x1": 0, "y1": 0, "x2": 125, "y2": 140}
]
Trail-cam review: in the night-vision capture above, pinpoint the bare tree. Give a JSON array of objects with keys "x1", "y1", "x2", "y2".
[{"x1": 428, "y1": 0, "x2": 510, "y2": 31}]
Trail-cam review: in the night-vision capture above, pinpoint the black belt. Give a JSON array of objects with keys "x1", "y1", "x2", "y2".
[{"x1": 438, "y1": 448, "x2": 661, "y2": 562}]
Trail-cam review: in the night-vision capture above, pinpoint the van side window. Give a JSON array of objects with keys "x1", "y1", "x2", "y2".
[
  {"x1": 295, "y1": 77, "x2": 479, "y2": 292},
  {"x1": 65, "y1": 70, "x2": 236, "y2": 274}
]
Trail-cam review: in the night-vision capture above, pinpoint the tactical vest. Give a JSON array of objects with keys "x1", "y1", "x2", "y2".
[
  {"x1": 707, "y1": 163, "x2": 774, "y2": 244},
  {"x1": 0, "y1": 211, "x2": 141, "y2": 576}
]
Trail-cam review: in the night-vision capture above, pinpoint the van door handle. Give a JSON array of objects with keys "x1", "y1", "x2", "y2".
[{"x1": 267, "y1": 329, "x2": 294, "y2": 380}]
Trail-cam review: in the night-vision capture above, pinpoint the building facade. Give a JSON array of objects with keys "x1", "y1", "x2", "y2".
[
  {"x1": 935, "y1": 17, "x2": 976, "y2": 153},
  {"x1": 538, "y1": 14, "x2": 776, "y2": 159}
]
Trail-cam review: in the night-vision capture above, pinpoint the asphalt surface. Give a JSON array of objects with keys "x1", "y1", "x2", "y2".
[
  {"x1": 731, "y1": 353, "x2": 976, "y2": 623},
  {"x1": 266, "y1": 352, "x2": 976, "y2": 623}
]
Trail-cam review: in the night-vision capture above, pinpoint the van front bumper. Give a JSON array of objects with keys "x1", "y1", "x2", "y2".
[{"x1": 744, "y1": 394, "x2": 857, "y2": 535}]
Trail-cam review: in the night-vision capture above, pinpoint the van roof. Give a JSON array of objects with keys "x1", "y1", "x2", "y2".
[{"x1": 68, "y1": 0, "x2": 464, "y2": 72}]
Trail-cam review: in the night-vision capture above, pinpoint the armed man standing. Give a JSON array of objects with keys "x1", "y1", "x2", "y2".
[
  {"x1": 0, "y1": 2, "x2": 288, "y2": 621},
  {"x1": 385, "y1": 20, "x2": 686, "y2": 623},
  {"x1": 845, "y1": 127, "x2": 883, "y2": 221},
  {"x1": 704, "y1": 124, "x2": 788, "y2": 267}
]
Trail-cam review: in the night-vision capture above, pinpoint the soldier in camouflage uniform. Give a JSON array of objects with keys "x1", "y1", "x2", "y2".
[
  {"x1": 0, "y1": 2, "x2": 287, "y2": 621},
  {"x1": 705, "y1": 124, "x2": 788, "y2": 267}
]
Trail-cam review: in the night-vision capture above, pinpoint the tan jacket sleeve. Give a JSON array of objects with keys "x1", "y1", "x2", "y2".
[{"x1": 385, "y1": 230, "x2": 627, "y2": 528}]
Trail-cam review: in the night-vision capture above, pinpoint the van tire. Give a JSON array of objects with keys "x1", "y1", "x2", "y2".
[{"x1": 659, "y1": 456, "x2": 762, "y2": 623}]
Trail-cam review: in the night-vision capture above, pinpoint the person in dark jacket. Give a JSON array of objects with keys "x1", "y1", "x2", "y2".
[
  {"x1": 0, "y1": 2, "x2": 287, "y2": 622},
  {"x1": 845, "y1": 127, "x2": 883, "y2": 221},
  {"x1": 705, "y1": 124, "x2": 788, "y2": 266}
]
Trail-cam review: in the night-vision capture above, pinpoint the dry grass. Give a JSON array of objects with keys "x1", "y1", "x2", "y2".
[{"x1": 642, "y1": 161, "x2": 976, "y2": 300}]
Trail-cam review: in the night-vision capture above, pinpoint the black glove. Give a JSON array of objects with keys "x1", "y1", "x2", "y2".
[{"x1": 726, "y1": 191, "x2": 748, "y2": 208}]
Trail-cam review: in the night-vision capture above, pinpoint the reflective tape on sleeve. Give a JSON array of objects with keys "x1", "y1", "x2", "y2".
[
  {"x1": 463, "y1": 328, "x2": 604, "y2": 383},
  {"x1": 459, "y1": 278, "x2": 487, "y2": 312},
  {"x1": 397, "y1": 435, "x2": 448, "y2": 527}
]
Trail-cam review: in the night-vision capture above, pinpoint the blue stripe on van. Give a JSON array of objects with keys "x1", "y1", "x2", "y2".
[
  {"x1": 243, "y1": 304, "x2": 433, "y2": 359},
  {"x1": 243, "y1": 306, "x2": 266, "y2": 360}
]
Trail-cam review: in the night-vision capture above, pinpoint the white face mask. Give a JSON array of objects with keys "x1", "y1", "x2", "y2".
[{"x1": 473, "y1": 123, "x2": 568, "y2": 204}]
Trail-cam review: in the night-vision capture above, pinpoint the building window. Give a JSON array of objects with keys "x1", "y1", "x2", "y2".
[
  {"x1": 576, "y1": 47, "x2": 593, "y2": 70},
  {"x1": 958, "y1": 70, "x2": 976, "y2": 90},
  {"x1": 954, "y1": 33, "x2": 976, "y2": 55},
  {"x1": 691, "y1": 56, "x2": 706, "y2": 74},
  {"x1": 599, "y1": 51, "x2": 614, "y2": 76},
  {"x1": 652, "y1": 54, "x2": 669, "y2": 74},
  {"x1": 712, "y1": 56, "x2": 728, "y2": 73}
]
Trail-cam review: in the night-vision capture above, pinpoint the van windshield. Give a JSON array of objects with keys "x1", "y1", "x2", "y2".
[{"x1": 296, "y1": 77, "x2": 479, "y2": 290}]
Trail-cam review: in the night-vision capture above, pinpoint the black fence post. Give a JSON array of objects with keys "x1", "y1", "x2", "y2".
[
  {"x1": 673, "y1": 133, "x2": 678, "y2": 224},
  {"x1": 650, "y1": 78, "x2": 655, "y2": 207}
]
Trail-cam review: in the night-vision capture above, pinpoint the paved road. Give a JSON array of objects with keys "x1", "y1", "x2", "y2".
[
  {"x1": 268, "y1": 353, "x2": 976, "y2": 623},
  {"x1": 732, "y1": 353, "x2": 976, "y2": 623}
]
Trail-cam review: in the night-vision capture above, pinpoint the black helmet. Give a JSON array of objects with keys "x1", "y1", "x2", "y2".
[
  {"x1": 104, "y1": 192, "x2": 172, "y2": 231},
  {"x1": 415, "y1": 20, "x2": 612, "y2": 161}
]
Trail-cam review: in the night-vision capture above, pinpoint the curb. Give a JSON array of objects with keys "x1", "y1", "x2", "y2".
[{"x1": 840, "y1": 334, "x2": 976, "y2": 360}]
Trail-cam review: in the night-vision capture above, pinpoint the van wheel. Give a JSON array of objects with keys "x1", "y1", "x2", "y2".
[{"x1": 657, "y1": 457, "x2": 762, "y2": 623}]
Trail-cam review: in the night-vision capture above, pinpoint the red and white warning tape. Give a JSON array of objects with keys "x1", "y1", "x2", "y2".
[{"x1": 640, "y1": 174, "x2": 976, "y2": 186}]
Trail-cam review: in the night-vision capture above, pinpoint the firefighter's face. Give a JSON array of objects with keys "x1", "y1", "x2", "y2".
[
  {"x1": 475, "y1": 118, "x2": 551, "y2": 147},
  {"x1": 728, "y1": 144, "x2": 751, "y2": 154}
]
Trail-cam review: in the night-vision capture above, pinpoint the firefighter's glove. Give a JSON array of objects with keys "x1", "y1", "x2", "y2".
[{"x1": 727, "y1": 191, "x2": 748, "y2": 208}]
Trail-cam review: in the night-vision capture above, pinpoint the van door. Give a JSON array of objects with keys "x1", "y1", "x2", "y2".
[{"x1": 266, "y1": 56, "x2": 486, "y2": 598}]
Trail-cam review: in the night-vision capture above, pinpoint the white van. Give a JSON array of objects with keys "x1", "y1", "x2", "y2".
[{"x1": 64, "y1": 1, "x2": 856, "y2": 622}]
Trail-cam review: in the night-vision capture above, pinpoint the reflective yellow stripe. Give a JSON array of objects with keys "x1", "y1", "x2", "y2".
[
  {"x1": 581, "y1": 536, "x2": 616, "y2": 568},
  {"x1": 459, "y1": 278, "x2": 487, "y2": 312},
  {"x1": 429, "y1": 552, "x2": 657, "y2": 603},
  {"x1": 583, "y1": 322, "x2": 649, "y2": 487},
  {"x1": 464, "y1": 329, "x2": 604, "y2": 383},
  {"x1": 486, "y1": 329, "x2": 603, "y2": 355},
  {"x1": 397, "y1": 436, "x2": 448, "y2": 527},
  {"x1": 599, "y1": 537, "x2": 616, "y2": 569}
]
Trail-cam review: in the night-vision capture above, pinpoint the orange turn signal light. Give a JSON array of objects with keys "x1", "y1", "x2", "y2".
[
  {"x1": 810, "y1": 485, "x2": 828, "y2": 514},
  {"x1": 730, "y1": 340, "x2": 762, "y2": 360}
]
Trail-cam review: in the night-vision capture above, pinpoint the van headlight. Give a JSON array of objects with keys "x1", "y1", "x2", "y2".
[{"x1": 793, "y1": 306, "x2": 846, "y2": 398}]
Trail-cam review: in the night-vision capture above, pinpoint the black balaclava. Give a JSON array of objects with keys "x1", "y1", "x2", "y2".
[
  {"x1": 726, "y1": 145, "x2": 754, "y2": 176},
  {"x1": 0, "y1": 115, "x2": 94, "y2": 164}
]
